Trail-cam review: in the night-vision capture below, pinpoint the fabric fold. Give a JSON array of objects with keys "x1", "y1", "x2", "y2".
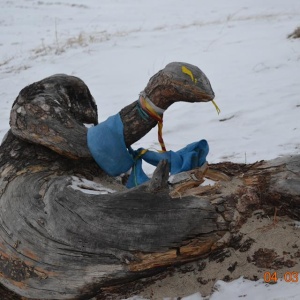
[{"x1": 87, "y1": 113, "x2": 209, "y2": 188}]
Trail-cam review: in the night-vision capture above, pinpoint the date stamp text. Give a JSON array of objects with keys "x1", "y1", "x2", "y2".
[{"x1": 264, "y1": 271, "x2": 299, "y2": 283}]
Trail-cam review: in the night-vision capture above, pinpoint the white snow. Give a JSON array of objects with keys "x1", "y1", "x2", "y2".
[
  {"x1": 0, "y1": 0, "x2": 299, "y2": 299},
  {"x1": 70, "y1": 176, "x2": 116, "y2": 195},
  {"x1": 125, "y1": 278, "x2": 300, "y2": 300},
  {"x1": 209, "y1": 277, "x2": 300, "y2": 300}
]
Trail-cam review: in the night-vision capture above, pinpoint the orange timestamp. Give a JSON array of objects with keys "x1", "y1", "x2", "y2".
[{"x1": 263, "y1": 271, "x2": 299, "y2": 283}]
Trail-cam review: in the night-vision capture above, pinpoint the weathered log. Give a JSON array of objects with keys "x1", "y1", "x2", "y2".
[
  {"x1": 1, "y1": 62, "x2": 216, "y2": 299},
  {"x1": 9, "y1": 74, "x2": 98, "y2": 159},
  {"x1": 119, "y1": 62, "x2": 215, "y2": 147},
  {"x1": 0, "y1": 153, "x2": 299, "y2": 299},
  {"x1": 1, "y1": 64, "x2": 299, "y2": 299},
  {"x1": 0, "y1": 133, "x2": 217, "y2": 299},
  {"x1": 10, "y1": 62, "x2": 214, "y2": 157}
]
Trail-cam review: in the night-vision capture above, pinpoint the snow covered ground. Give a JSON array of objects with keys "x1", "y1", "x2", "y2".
[
  {"x1": 127, "y1": 278, "x2": 300, "y2": 300},
  {"x1": 1, "y1": 0, "x2": 299, "y2": 299},
  {"x1": 156, "y1": 277, "x2": 300, "y2": 300}
]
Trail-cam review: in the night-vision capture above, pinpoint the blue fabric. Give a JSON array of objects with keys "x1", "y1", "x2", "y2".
[
  {"x1": 87, "y1": 114, "x2": 134, "y2": 176},
  {"x1": 126, "y1": 152, "x2": 150, "y2": 188},
  {"x1": 139, "y1": 140, "x2": 209, "y2": 174},
  {"x1": 87, "y1": 113, "x2": 209, "y2": 188}
]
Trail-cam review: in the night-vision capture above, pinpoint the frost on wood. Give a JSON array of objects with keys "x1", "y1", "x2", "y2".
[{"x1": 70, "y1": 176, "x2": 116, "y2": 195}]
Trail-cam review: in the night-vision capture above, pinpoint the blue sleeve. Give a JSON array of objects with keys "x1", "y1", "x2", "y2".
[
  {"x1": 87, "y1": 113, "x2": 134, "y2": 176},
  {"x1": 142, "y1": 140, "x2": 209, "y2": 174},
  {"x1": 87, "y1": 113, "x2": 209, "y2": 188}
]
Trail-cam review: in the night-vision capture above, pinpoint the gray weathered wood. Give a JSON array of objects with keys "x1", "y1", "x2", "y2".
[
  {"x1": 1, "y1": 134, "x2": 299, "y2": 299},
  {"x1": 0, "y1": 63, "x2": 217, "y2": 299},
  {"x1": 1, "y1": 66, "x2": 299, "y2": 300},
  {"x1": 0, "y1": 131, "x2": 218, "y2": 299},
  {"x1": 120, "y1": 62, "x2": 215, "y2": 147}
]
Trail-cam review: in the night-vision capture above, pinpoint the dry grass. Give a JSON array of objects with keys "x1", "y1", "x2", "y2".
[
  {"x1": 0, "y1": 57, "x2": 13, "y2": 68},
  {"x1": 288, "y1": 26, "x2": 300, "y2": 39},
  {"x1": 31, "y1": 30, "x2": 113, "y2": 58}
]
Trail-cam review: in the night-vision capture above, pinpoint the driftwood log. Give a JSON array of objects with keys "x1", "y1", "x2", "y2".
[
  {"x1": 0, "y1": 63, "x2": 299, "y2": 300},
  {"x1": 0, "y1": 154, "x2": 299, "y2": 300}
]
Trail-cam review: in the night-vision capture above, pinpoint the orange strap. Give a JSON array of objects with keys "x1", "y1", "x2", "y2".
[
  {"x1": 139, "y1": 94, "x2": 220, "y2": 152},
  {"x1": 139, "y1": 94, "x2": 167, "y2": 152}
]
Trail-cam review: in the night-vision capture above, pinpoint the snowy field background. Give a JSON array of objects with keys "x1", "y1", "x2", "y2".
[{"x1": 0, "y1": 0, "x2": 299, "y2": 299}]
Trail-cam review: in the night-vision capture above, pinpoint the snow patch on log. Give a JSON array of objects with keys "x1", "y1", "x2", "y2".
[{"x1": 69, "y1": 176, "x2": 116, "y2": 195}]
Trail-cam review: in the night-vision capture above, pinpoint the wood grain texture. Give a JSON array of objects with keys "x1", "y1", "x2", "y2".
[
  {"x1": 0, "y1": 133, "x2": 218, "y2": 299},
  {"x1": 1, "y1": 140, "x2": 299, "y2": 299},
  {"x1": 120, "y1": 62, "x2": 215, "y2": 147},
  {"x1": 1, "y1": 68, "x2": 299, "y2": 299}
]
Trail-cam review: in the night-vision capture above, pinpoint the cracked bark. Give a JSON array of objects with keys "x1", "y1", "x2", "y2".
[
  {"x1": 0, "y1": 68, "x2": 299, "y2": 299},
  {"x1": 0, "y1": 134, "x2": 299, "y2": 299}
]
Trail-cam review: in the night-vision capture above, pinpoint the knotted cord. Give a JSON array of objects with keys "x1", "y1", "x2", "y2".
[
  {"x1": 137, "y1": 92, "x2": 220, "y2": 153},
  {"x1": 138, "y1": 92, "x2": 167, "y2": 152}
]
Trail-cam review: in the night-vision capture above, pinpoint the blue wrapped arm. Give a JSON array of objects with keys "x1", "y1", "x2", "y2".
[{"x1": 87, "y1": 113, "x2": 209, "y2": 188}]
